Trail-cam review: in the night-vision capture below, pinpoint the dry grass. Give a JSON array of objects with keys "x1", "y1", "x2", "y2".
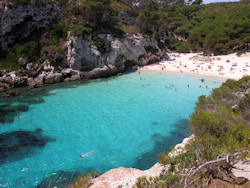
[{"x1": 121, "y1": 24, "x2": 140, "y2": 34}]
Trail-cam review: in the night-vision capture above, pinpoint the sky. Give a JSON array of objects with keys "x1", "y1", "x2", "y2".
[{"x1": 203, "y1": 0, "x2": 240, "y2": 4}]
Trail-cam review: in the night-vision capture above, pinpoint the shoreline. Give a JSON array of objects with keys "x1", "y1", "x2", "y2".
[{"x1": 139, "y1": 52, "x2": 250, "y2": 80}]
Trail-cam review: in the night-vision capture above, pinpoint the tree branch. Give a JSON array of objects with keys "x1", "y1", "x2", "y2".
[{"x1": 184, "y1": 152, "x2": 242, "y2": 188}]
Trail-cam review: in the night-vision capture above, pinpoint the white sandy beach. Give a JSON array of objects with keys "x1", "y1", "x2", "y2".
[{"x1": 140, "y1": 52, "x2": 250, "y2": 80}]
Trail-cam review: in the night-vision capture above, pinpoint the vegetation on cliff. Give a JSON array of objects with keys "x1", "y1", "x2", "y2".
[
  {"x1": 134, "y1": 76, "x2": 250, "y2": 187},
  {"x1": 0, "y1": 0, "x2": 249, "y2": 72}
]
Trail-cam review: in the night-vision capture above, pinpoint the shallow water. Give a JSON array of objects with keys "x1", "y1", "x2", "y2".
[{"x1": 0, "y1": 70, "x2": 226, "y2": 187}]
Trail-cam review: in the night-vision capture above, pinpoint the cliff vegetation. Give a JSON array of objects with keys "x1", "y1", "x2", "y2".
[
  {"x1": 136, "y1": 76, "x2": 250, "y2": 187},
  {"x1": 0, "y1": 0, "x2": 249, "y2": 73}
]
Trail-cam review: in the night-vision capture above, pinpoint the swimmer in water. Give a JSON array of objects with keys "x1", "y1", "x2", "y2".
[
  {"x1": 78, "y1": 151, "x2": 93, "y2": 159},
  {"x1": 17, "y1": 115, "x2": 27, "y2": 120}
]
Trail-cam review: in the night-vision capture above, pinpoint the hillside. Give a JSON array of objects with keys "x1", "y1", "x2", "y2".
[{"x1": 0, "y1": 0, "x2": 249, "y2": 91}]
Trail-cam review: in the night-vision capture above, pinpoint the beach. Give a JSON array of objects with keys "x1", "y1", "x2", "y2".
[{"x1": 140, "y1": 52, "x2": 250, "y2": 80}]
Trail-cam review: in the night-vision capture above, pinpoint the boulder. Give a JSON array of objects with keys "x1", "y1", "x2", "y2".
[
  {"x1": 0, "y1": 75, "x2": 28, "y2": 87},
  {"x1": 44, "y1": 73, "x2": 63, "y2": 84},
  {"x1": 26, "y1": 63, "x2": 33, "y2": 70},
  {"x1": 61, "y1": 68, "x2": 72, "y2": 77},
  {"x1": 43, "y1": 60, "x2": 54, "y2": 72},
  {"x1": 33, "y1": 73, "x2": 46, "y2": 85},
  {"x1": 18, "y1": 58, "x2": 28, "y2": 66}
]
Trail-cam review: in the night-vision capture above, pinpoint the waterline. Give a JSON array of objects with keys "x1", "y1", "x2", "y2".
[{"x1": 0, "y1": 70, "x2": 226, "y2": 187}]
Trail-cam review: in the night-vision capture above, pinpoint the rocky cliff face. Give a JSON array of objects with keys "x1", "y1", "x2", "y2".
[
  {"x1": 67, "y1": 33, "x2": 167, "y2": 79},
  {"x1": 0, "y1": 32, "x2": 167, "y2": 90},
  {"x1": 0, "y1": 0, "x2": 60, "y2": 52},
  {"x1": 89, "y1": 163, "x2": 165, "y2": 188},
  {"x1": 0, "y1": 1, "x2": 167, "y2": 90}
]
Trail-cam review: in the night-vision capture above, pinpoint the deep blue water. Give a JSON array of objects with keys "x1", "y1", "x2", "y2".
[{"x1": 0, "y1": 70, "x2": 226, "y2": 187}]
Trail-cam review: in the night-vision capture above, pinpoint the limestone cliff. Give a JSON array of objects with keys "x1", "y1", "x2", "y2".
[
  {"x1": 66, "y1": 33, "x2": 167, "y2": 79},
  {"x1": 0, "y1": 0, "x2": 60, "y2": 52},
  {"x1": 0, "y1": 1, "x2": 167, "y2": 90}
]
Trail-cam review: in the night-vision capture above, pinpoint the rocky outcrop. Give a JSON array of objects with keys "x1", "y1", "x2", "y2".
[
  {"x1": 0, "y1": 60, "x2": 64, "y2": 89},
  {"x1": 89, "y1": 163, "x2": 164, "y2": 188},
  {"x1": 0, "y1": 72, "x2": 28, "y2": 89},
  {"x1": 168, "y1": 134, "x2": 195, "y2": 158},
  {"x1": 88, "y1": 136, "x2": 194, "y2": 188},
  {"x1": 117, "y1": 11, "x2": 136, "y2": 25},
  {"x1": 0, "y1": 0, "x2": 60, "y2": 52},
  {"x1": 67, "y1": 33, "x2": 167, "y2": 78}
]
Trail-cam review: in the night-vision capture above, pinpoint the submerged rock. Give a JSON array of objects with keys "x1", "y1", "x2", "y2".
[
  {"x1": 4, "y1": 91, "x2": 19, "y2": 97},
  {"x1": 0, "y1": 129, "x2": 55, "y2": 164}
]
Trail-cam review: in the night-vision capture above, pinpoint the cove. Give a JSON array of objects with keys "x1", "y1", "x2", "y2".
[{"x1": 0, "y1": 70, "x2": 226, "y2": 187}]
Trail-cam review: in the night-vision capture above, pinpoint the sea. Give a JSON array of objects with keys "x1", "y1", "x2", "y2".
[{"x1": 0, "y1": 70, "x2": 226, "y2": 187}]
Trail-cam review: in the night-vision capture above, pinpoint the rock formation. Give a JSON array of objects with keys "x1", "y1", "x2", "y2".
[
  {"x1": 0, "y1": 0, "x2": 60, "y2": 52},
  {"x1": 67, "y1": 33, "x2": 166, "y2": 79},
  {"x1": 0, "y1": 1, "x2": 167, "y2": 90},
  {"x1": 89, "y1": 163, "x2": 164, "y2": 188}
]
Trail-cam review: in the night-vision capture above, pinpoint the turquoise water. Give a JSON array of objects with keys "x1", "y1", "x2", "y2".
[{"x1": 0, "y1": 70, "x2": 226, "y2": 187}]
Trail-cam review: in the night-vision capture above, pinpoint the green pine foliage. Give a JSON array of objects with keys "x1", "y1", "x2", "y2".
[
  {"x1": 156, "y1": 76, "x2": 250, "y2": 186},
  {"x1": 1, "y1": 0, "x2": 249, "y2": 70}
]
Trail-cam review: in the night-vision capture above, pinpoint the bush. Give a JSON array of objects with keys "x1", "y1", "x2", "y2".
[
  {"x1": 70, "y1": 25, "x2": 92, "y2": 39},
  {"x1": 237, "y1": 50, "x2": 246, "y2": 57},
  {"x1": 170, "y1": 40, "x2": 190, "y2": 53},
  {"x1": 91, "y1": 36, "x2": 107, "y2": 54},
  {"x1": 12, "y1": 0, "x2": 31, "y2": 6},
  {"x1": 17, "y1": 41, "x2": 40, "y2": 62},
  {"x1": 50, "y1": 23, "x2": 70, "y2": 45},
  {"x1": 144, "y1": 45, "x2": 158, "y2": 54}
]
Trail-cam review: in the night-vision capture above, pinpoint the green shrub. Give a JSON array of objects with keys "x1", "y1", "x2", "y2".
[
  {"x1": 144, "y1": 45, "x2": 158, "y2": 54},
  {"x1": 12, "y1": 0, "x2": 31, "y2": 6},
  {"x1": 91, "y1": 36, "x2": 107, "y2": 54},
  {"x1": 70, "y1": 25, "x2": 92, "y2": 39},
  {"x1": 237, "y1": 50, "x2": 246, "y2": 57},
  {"x1": 170, "y1": 40, "x2": 190, "y2": 53},
  {"x1": 16, "y1": 41, "x2": 40, "y2": 62}
]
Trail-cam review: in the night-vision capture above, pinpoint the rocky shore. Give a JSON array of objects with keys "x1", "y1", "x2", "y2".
[
  {"x1": 0, "y1": 33, "x2": 166, "y2": 92},
  {"x1": 87, "y1": 135, "x2": 194, "y2": 188},
  {"x1": 87, "y1": 134, "x2": 250, "y2": 187}
]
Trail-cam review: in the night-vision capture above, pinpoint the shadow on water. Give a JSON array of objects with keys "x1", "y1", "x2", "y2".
[
  {"x1": 0, "y1": 70, "x2": 137, "y2": 123},
  {"x1": 0, "y1": 82, "x2": 85, "y2": 123},
  {"x1": 0, "y1": 129, "x2": 55, "y2": 165},
  {"x1": 132, "y1": 119, "x2": 191, "y2": 170},
  {"x1": 0, "y1": 104, "x2": 29, "y2": 123},
  {"x1": 35, "y1": 170, "x2": 81, "y2": 188},
  {"x1": 35, "y1": 166, "x2": 97, "y2": 188}
]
